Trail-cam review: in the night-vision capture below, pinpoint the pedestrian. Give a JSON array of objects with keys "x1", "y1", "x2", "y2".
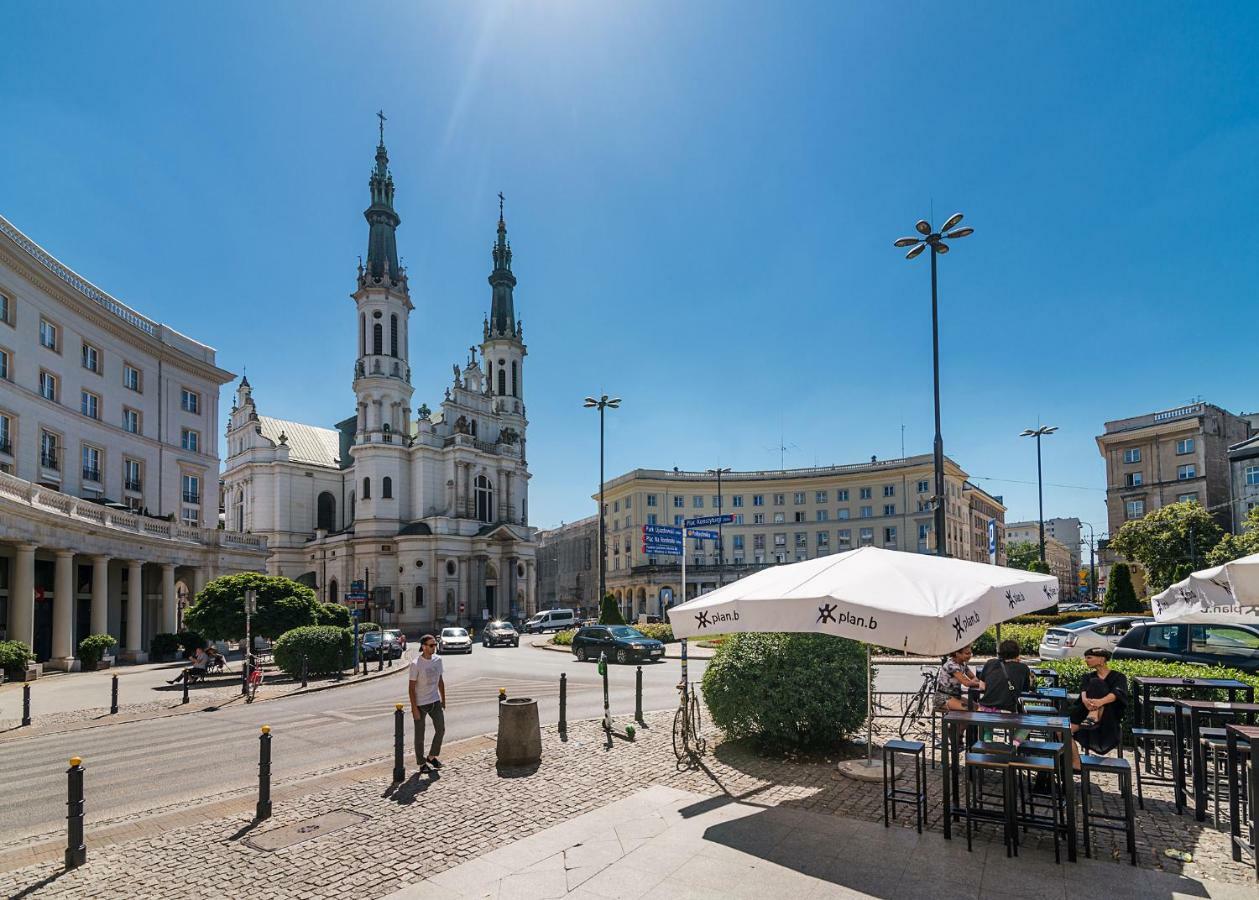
[{"x1": 408, "y1": 633, "x2": 446, "y2": 774}]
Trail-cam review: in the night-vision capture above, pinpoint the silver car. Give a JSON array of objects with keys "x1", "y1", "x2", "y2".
[
  {"x1": 437, "y1": 627, "x2": 473, "y2": 655},
  {"x1": 1038, "y1": 616, "x2": 1151, "y2": 659}
]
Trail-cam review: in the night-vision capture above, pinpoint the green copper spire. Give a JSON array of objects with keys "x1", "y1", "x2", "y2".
[
  {"x1": 488, "y1": 193, "x2": 517, "y2": 337},
  {"x1": 364, "y1": 110, "x2": 402, "y2": 286}
]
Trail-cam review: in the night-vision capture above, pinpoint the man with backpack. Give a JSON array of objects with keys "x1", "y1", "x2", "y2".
[{"x1": 978, "y1": 639, "x2": 1036, "y2": 712}]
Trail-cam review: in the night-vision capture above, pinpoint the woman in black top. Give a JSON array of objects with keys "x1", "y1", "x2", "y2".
[{"x1": 1068, "y1": 647, "x2": 1128, "y2": 770}]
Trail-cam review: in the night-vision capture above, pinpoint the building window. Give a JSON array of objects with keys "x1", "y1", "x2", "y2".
[
  {"x1": 816, "y1": 531, "x2": 829, "y2": 546},
  {"x1": 774, "y1": 533, "x2": 787, "y2": 547},
  {"x1": 382, "y1": 476, "x2": 393, "y2": 499},
  {"x1": 0, "y1": 413, "x2": 11, "y2": 455},
  {"x1": 859, "y1": 487, "x2": 872, "y2": 500},
  {"x1": 860, "y1": 506, "x2": 873, "y2": 518},
  {"x1": 39, "y1": 370, "x2": 57, "y2": 402},
  {"x1": 1125, "y1": 499, "x2": 1145, "y2": 520},
  {"x1": 1176, "y1": 438, "x2": 1195, "y2": 455},
  {"x1": 816, "y1": 509, "x2": 829, "y2": 522},
  {"x1": 39, "y1": 318, "x2": 58, "y2": 351},
  {"x1": 917, "y1": 480, "x2": 929, "y2": 493},
  {"x1": 753, "y1": 513, "x2": 765, "y2": 524},
  {"x1": 1246, "y1": 465, "x2": 1259, "y2": 487},
  {"x1": 124, "y1": 458, "x2": 142, "y2": 492},
  {"x1": 124, "y1": 364, "x2": 141, "y2": 392},
  {"x1": 815, "y1": 490, "x2": 828, "y2": 504},
  {"x1": 753, "y1": 534, "x2": 765, "y2": 550},
  {"x1": 672, "y1": 514, "x2": 683, "y2": 526},
  {"x1": 0, "y1": 347, "x2": 8, "y2": 381},
  {"x1": 81, "y1": 342, "x2": 99, "y2": 373},
  {"x1": 181, "y1": 506, "x2": 199, "y2": 525},
  {"x1": 373, "y1": 323, "x2": 383, "y2": 355},
  {"x1": 80, "y1": 390, "x2": 99, "y2": 420},
  {"x1": 692, "y1": 495, "x2": 704, "y2": 508},
  {"x1": 793, "y1": 492, "x2": 805, "y2": 504},
  {"x1": 884, "y1": 526, "x2": 897, "y2": 547},
  {"x1": 81, "y1": 445, "x2": 101, "y2": 483},
  {"x1": 362, "y1": 476, "x2": 371, "y2": 500},
  {"x1": 774, "y1": 493, "x2": 785, "y2": 506},
  {"x1": 613, "y1": 500, "x2": 619, "y2": 513},
  {"x1": 883, "y1": 503, "x2": 896, "y2": 516},
  {"x1": 0, "y1": 292, "x2": 9, "y2": 325},
  {"x1": 182, "y1": 473, "x2": 201, "y2": 505},
  {"x1": 414, "y1": 585, "x2": 424, "y2": 608},
  {"x1": 1123, "y1": 448, "x2": 1141, "y2": 464},
  {"x1": 181, "y1": 389, "x2": 200, "y2": 414},
  {"x1": 646, "y1": 513, "x2": 657, "y2": 525},
  {"x1": 673, "y1": 495, "x2": 684, "y2": 508},
  {"x1": 773, "y1": 512, "x2": 785, "y2": 523},
  {"x1": 1177, "y1": 492, "x2": 1198, "y2": 503},
  {"x1": 122, "y1": 407, "x2": 140, "y2": 434},
  {"x1": 511, "y1": 360, "x2": 518, "y2": 397},
  {"x1": 390, "y1": 314, "x2": 399, "y2": 357},
  {"x1": 475, "y1": 475, "x2": 494, "y2": 523},
  {"x1": 1177, "y1": 464, "x2": 1196, "y2": 480},
  {"x1": 1124, "y1": 472, "x2": 1143, "y2": 487},
  {"x1": 838, "y1": 529, "x2": 852, "y2": 546},
  {"x1": 794, "y1": 511, "x2": 805, "y2": 523},
  {"x1": 181, "y1": 429, "x2": 200, "y2": 452},
  {"x1": 860, "y1": 527, "x2": 874, "y2": 546},
  {"x1": 497, "y1": 369, "x2": 506, "y2": 395},
  {"x1": 884, "y1": 485, "x2": 895, "y2": 497},
  {"x1": 795, "y1": 532, "x2": 807, "y2": 548},
  {"x1": 837, "y1": 508, "x2": 850, "y2": 520},
  {"x1": 732, "y1": 495, "x2": 744, "y2": 507},
  {"x1": 753, "y1": 494, "x2": 764, "y2": 506},
  {"x1": 646, "y1": 494, "x2": 657, "y2": 507}
]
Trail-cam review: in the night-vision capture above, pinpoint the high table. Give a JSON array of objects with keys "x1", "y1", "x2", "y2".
[
  {"x1": 1132, "y1": 676, "x2": 1254, "y2": 730},
  {"x1": 1225, "y1": 723, "x2": 1259, "y2": 878},
  {"x1": 1173, "y1": 699, "x2": 1259, "y2": 821},
  {"x1": 1033, "y1": 686, "x2": 1070, "y2": 710},
  {"x1": 941, "y1": 709, "x2": 1077, "y2": 861}
]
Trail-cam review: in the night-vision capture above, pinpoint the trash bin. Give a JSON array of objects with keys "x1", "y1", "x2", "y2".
[{"x1": 497, "y1": 697, "x2": 542, "y2": 766}]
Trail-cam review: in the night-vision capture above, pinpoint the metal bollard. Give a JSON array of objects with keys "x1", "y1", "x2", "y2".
[
  {"x1": 635, "y1": 665, "x2": 644, "y2": 724},
  {"x1": 255, "y1": 726, "x2": 272, "y2": 821},
  {"x1": 559, "y1": 673, "x2": 567, "y2": 733},
  {"x1": 22, "y1": 683, "x2": 31, "y2": 727},
  {"x1": 110, "y1": 674, "x2": 119, "y2": 715},
  {"x1": 599, "y1": 652, "x2": 611, "y2": 740},
  {"x1": 242, "y1": 655, "x2": 250, "y2": 697},
  {"x1": 393, "y1": 704, "x2": 406, "y2": 783},
  {"x1": 301, "y1": 655, "x2": 308, "y2": 689},
  {"x1": 378, "y1": 645, "x2": 384, "y2": 673},
  {"x1": 65, "y1": 757, "x2": 86, "y2": 869},
  {"x1": 361, "y1": 655, "x2": 368, "y2": 677},
  {"x1": 182, "y1": 673, "x2": 189, "y2": 705}
]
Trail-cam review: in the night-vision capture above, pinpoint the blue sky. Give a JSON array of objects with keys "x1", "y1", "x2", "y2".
[{"x1": 3, "y1": 2, "x2": 1256, "y2": 539}]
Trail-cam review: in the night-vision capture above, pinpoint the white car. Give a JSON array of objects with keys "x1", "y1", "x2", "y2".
[
  {"x1": 1037, "y1": 616, "x2": 1151, "y2": 660},
  {"x1": 437, "y1": 627, "x2": 473, "y2": 655}
]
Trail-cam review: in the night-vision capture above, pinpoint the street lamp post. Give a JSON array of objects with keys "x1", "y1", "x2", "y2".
[
  {"x1": 1080, "y1": 521, "x2": 1098, "y2": 604},
  {"x1": 1019, "y1": 426, "x2": 1059, "y2": 566},
  {"x1": 583, "y1": 395, "x2": 621, "y2": 614},
  {"x1": 706, "y1": 467, "x2": 731, "y2": 567},
  {"x1": 894, "y1": 214, "x2": 974, "y2": 557}
]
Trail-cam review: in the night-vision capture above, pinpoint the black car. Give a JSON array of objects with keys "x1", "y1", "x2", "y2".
[
  {"x1": 572, "y1": 625, "x2": 666, "y2": 664},
  {"x1": 482, "y1": 620, "x2": 520, "y2": 648},
  {"x1": 1113, "y1": 621, "x2": 1259, "y2": 673},
  {"x1": 361, "y1": 631, "x2": 404, "y2": 661}
]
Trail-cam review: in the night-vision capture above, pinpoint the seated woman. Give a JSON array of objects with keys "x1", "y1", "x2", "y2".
[
  {"x1": 935, "y1": 644, "x2": 985, "y2": 713},
  {"x1": 1068, "y1": 647, "x2": 1128, "y2": 770}
]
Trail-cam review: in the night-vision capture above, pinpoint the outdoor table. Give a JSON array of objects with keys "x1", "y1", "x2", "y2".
[
  {"x1": 1033, "y1": 686, "x2": 1069, "y2": 710},
  {"x1": 941, "y1": 709, "x2": 1077, "y2": 861},
  {"x1": 1030, "y1": 667, "x2": 1058, "y2": 687},
  {"x1": 1131, "y1": 676, "x2": 1253, "y2": 730},
  {"x1": 1225, "y1": 723, "x2": 1259, "y2": 877},
  {"x1": 1173, "y1": 699, "x2": 1259, "y2": 821}
]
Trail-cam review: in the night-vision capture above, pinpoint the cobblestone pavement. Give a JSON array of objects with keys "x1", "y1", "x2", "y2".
[{"x1": 0, "y1": 707, "x2": 1253, "y2": 898}]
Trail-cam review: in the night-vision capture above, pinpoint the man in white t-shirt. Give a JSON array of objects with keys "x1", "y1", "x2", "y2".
[{"x1": 408, "y1": 634, "x2": 446, "y2": 773}]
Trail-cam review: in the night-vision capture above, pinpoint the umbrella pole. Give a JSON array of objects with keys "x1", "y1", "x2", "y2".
[{"x1": 866, "y1": 642, "x2": 873, "y2": 761}]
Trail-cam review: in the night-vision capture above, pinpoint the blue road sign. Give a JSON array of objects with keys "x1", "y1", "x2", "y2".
[
  {"x1": 686, "y1": 529, "x2": 719, "y2": 540},
  {"x1": 642, "y1": 539, "x2": 683, "y2": 550},
  {"x1": 642, "y1": 544, "x2": 683, "y2": 556},
  {"x1": 642, "y1": 524, "x2": 683, "y2": 537},
  {"x1": 987, "y1": 519, "x2": 997, "y2": 558},
  {"x1": 685, "y1": 514, "x2": 735, "y2": 527}
]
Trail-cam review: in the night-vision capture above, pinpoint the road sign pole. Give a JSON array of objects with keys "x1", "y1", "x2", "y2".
[{"x1": 680, "y1": 535, "x2": 688, "y2": 692}]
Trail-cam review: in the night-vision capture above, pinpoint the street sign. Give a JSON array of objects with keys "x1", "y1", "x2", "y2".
[
  {"x1": 686, "y1": 529, "x2": 719, "y2": 540},
  {"x1": 685, "y1": 514, "x2": 734, "y2": 527},
  {"x1": 345, "y1": 591, "x2": 368, "y2": 602},
  {"x1": 350, "y1": 580, "x2": 365, "y2": 592},
  {"x1": 642, "y1": 524, "x2": 683, "y2": 537},
  {"x1": 987, "y1": 519, "x2": 997, "y2": 563},
  {"x1": 642, "y1": 544, "x2": 682, "y2": 556},
  {"x1": 643, "y1": 539, "x2": 683, "y2": 550}
]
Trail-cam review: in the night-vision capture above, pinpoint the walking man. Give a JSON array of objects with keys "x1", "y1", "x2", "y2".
[{"x1": 408, "y1": 634, "x2": 446, "y2": 774}]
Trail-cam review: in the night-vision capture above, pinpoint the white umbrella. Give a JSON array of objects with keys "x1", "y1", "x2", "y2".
[
  {"x1": 668, "y1": 546, "x2": 1059, "y2": 655},
  {"x1": 1151, "y1": 552, "x2": 1259, "y2": 624}
]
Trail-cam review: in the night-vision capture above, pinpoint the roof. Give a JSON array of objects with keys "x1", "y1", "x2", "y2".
[{"x1": 257, "y1": 416, "x2": 342, "y2": 468}]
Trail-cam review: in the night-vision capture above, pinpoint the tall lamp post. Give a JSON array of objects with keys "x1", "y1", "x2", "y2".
[
  {"x1": 706, "y1": 467, "x2": 731, "y2": 566},
  {"x1": 893, "y1": 213, "x2": 974, "y2": 557},
  {"x1": 1080, "y1": 520, "x2": 1098, "y2": 604},
  {"x1": 1019, "y1": 425, "x2": 1059, "y2": 566},
  {"x1": 583, "y1": 395, "x2": 621, "y2": 613}
]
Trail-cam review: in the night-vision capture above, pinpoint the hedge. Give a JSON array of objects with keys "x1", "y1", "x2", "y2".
[
  {"x1": 631, "y1": 623, "x2": 674, "y2": 642},
  {"x1": 79, "y1": 634, "x2": 118, "y2": 669},
  {"x1": 273, "y1": 626, "x2": 353, "y2": 676},
  {"x1": 0, "y1": 640, "x2": 33, "y2": 678},
  {"x1": 973, "y1": 623, "x2": 1049, "y2": 656},
  {"x1": 552, "y1": 629, "x2": 576, "y2": 646}
]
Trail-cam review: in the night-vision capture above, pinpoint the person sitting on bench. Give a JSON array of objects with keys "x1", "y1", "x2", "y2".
[{"x1": 168, "y1": 646, "x2": 208, "y2": 684}]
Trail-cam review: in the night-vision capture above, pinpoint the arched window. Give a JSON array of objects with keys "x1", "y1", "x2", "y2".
[
  {"x1": 360, "y1": 314, "x2": 366, "y2": 357},
  {"x1": 328, "y1": 578, "x2": 339, "y2": 605},
  {"x1": 317, "y1": 491, "x2": 336, "y2": 531},
  {"x1": 511, "y1": 360, "x2": 518, "y2": 397},
  {"x1": 382, "y1": 423, "x2": 392, "y2": 444},
  {"x1": 373, "y1": 323, "x2": 383, "y2": 355},
  {"x1": 382, "y1": 476, "x2": 393, "y2": 499},
  {"x1": 497, "y1": 369, "x2": 506, "y2": 396},
  {"x1": 349, "y1": 491, "x2": 355, "y2": 521},
  {"x1": 414, "y1": 585, "x2": 424, "y2": 608},
  {"x1": 470, "y1": 420, "x2": 477, "y2": 437},
  {"x1": 445, "y1": 590, "x2": 455, "y2": 615},
  {"x1": 475, "y1": 475, "x2": 494, "y2": 523},
  {"x1": 486, "y1": 361, "x2": 493, "y2": 385},
  {"x1": 362, "y1": 477, "x2": 371, "y2": 500},
  {"x1": 235, "y1": 489, "x2": 244, "y2": 532},
  {"x1": 390, "y1": 315, "x2": 398, "y2": 357}
]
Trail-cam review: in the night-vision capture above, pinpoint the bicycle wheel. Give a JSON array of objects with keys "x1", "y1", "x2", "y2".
[
  {"x1": 672, "y1": 702, "x2": 687, "y2": 761},
  {"x1": 899, "y1": 689, "x2": 926, "y2": 739},
  {"x1": 688, "y1": 687, "x2": 706, "y2": 754}
]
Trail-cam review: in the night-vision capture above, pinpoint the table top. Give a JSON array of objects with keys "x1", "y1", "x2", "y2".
[
  {"x1": 1034, "y1": 686, "x2": 1069, "y2": 699},
  {"x1": 1225, "y1": 723, "x2": 1259, "y2": 740},
  {"x1": 1174, "y1": 699, "x2": 1259, "y2": 713},
  {"x1": 943, "y1": 710, "x2": 1070, "y2": 729},
  {"x1": 1133, "y1": 676, "x2": 1253, "y2": 690}
]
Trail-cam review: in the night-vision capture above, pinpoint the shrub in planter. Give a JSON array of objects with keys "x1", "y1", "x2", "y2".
[
  {"x1": 79, "y1": 634, "x2": 118, "y2": 670},
  {"x1": 702, "y1": 633, "x2": 869, "y2": 753},
  {"x1": 273, "y1": 625, "x2": 353, "y2": 677},
  {"x1": 0, "y1": 640, "x2": 34, "y2": 678},
  {"x1": 552, "y1": 628, "x2": 576, "y2": 646},
  {"x1": 632, "y1": 623, "x2": 674, "y2": 643},
  {"x1": 149, "y1": 633, "x2": 181, "y2": 660}
]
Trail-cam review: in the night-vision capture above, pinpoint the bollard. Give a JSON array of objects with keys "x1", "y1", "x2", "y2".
[
  {"x1": 361, "y1": 655, "x2": 368, "y2": 677},
  {"x1": 255, "y1": 726, "x2": 272, "y2": 821},
  {"x1": 559, "y1": 673, "x2": 567, "y2": 733},
  {"x1": 22, "y1": 683, "x2": 31, "y2": 727},
  {"x1": 378, "y1": 645, "x2": 384, "y2": 673},
  {"x1": 65, "y1": 757, "x2": 86, "y2": 869},
  {"x1": 301, "y1": 655, "x2": 308, "y2": 689},
  {"x1": 110, "y1": 674, "x2": 119, "y2": 715},
  {"x1": 241, "y1": 654, "x2": 250, "y2": 697},
  {"x1": 182, "y1": 673, "x2": 189, "y2": 705},
  {"x1": 393, "y1": 704, "x2": 406, "y2": 783},
  {"x1": 635, "y1": 666, "x2": 644, "y2": 724},
  {"x1": 599, "y1": 652, "x2": 611, "y2": 741}
]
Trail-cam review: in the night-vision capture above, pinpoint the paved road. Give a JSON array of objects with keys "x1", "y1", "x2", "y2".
[{"x1": 0, "y1": 641, "x2": 707, "y2": 841}]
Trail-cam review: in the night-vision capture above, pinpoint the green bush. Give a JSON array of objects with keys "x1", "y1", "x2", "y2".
[
  {"x1": 0, "y1": 640, "x2": 33, "y2": 677},
  {"x1": 599, "y1": 594, "x2": 626, "y2": 626},
  {"x1": 631, "y1": 623, "x2": 674, "y2": 642},
  {"x1": 353, "y1": 621, "x2": 381, "y2": 634},
  {"x1": 273, "y1": 626, "x2": 353, "y2": 677},
  {"x1": 1103, "y1": 562, "x2": 1142, "y2": 613},
  {"x1": 176, "y1": 631, "x2": 205, "y2": 656},
  {"x1": 183, "y1": 572, "x2": 320, "y2": 641},
  {"x1": 149, "y1": 633, "x2": 181, "y2": 658},
  {"x1": 552, "y1": 628, "x2": 576, "y2": 646},
  {"x1": 315, "y1": 603, "x2": 351, "y2": 629},
  {"x1": 702, "y1": 633, "x2": 869, "y2": 753},
  {"x1": 1014, "y1": 611, "x2": 1119, "y2": 626},
  {"x1": 78, "y1": 634, "x2": 117, "y2": 669},
  {"x1": 973, "y1": 623, "x2": 1049, "y2": 656}
]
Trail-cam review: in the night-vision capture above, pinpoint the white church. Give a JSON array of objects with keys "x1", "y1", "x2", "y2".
[{"x1": 221, "y1": 125, "x2": 537, "y2": 630}]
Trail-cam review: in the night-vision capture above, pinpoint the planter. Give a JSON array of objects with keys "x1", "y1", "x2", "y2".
[
  {"x1": 23, "y1": 663, "x2": 42, "y2": 682},
  {"x1": 496, "y1": 697, "x2": 542, "y2": 767},
  {"x1": 83, "y1": 658, "x2": 113, "y2": 671}
]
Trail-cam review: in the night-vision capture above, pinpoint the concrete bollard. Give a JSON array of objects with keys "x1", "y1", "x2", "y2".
[
  {"x1": 65, "y1": 757, "x2": 86, "y2": 869},
  {"x1": 559, "y1": 673, "x2": 567, "y2": 733},
  {"x1": 256, "y1": 726, "x2": 272, "y2": 821},
  {"x1": 497, "y1": 698, "x2": 542, "y2": 767},
  {"x1": 22, "y1": 684, "x2": 31, "y2": 727},
  {"x1": 301, "y1": 655, "x2": 308, "y2": 689},
  {"x1": 635, "y1": 666, "x2": 644, "y2": 724},
  {"x1": 182, "y1": 673, "x2": 190, "y2": 705},
  {"x1": 110, "y1": 675, "x2": 119, "y2": 715},
  {"x1": 393, "y1": 704, "x2": 406, "y2": 783}
]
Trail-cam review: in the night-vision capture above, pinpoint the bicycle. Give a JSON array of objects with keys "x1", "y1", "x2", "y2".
[
  {"x1": 672, "y1": 680, "x2": 706, "y2": 765},
  {"x1": 898, "y1": 667, "x2": 937, "y2": 739},
  {"x1": 245, "y1": 655, "x2": 263, "y2": 704}
]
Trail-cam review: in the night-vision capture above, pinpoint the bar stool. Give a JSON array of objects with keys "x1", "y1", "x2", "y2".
[
  {"x1": 1131, "y1": 727, "x2": 1176, "y2": 810},
  {"x1": 1010, "y1": 753, "x2": 1064, "y2": 862},
  {"x1": 1079, "y1": 755, "x2": 1137, "y2": 865},
  {"x1": 883, "y1": 739, "x2": 927, "y2": 833},
  {"x1": 964, "y1": 752, "x2": 1016, "y2": 856}
]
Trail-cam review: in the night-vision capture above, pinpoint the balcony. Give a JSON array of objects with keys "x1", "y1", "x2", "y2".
[
  {"x1": 40, "y1": 452, "x2": 60, "y2": 471},
  {"x1": 82, "y1": 467, "x2": 101, "y2": 483}
]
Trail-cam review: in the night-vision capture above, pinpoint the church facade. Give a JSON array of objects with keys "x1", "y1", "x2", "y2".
[{"x1": 221, "y1": 130, "x2": 536, "y2": 630}]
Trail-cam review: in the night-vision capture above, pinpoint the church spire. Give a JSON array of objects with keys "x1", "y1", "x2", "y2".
[
  {"x1": 363, "y1": 110, "x2": 403, "y2": 286},
  {"x1": 488, "y1": 193, "x2": 517, "y2": 338}
]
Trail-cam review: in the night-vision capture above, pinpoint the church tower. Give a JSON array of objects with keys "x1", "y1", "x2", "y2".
[
  {"x1": 350, "y1": 114, "x2": 413, "y2": 535},
  {"x1": 481, "y1": 196, "x2": 527, "y2": 421}
]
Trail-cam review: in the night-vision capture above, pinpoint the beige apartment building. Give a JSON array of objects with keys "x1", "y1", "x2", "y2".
[
  {"x1": 596, "y1": 454, "x2": 1006, "y2": 620},
  {"x1": 1042, "y1": 536, "x2": 1076, "y2": 603}
]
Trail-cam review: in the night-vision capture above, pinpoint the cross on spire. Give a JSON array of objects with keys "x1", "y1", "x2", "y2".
[
  {"x1": 498, "y1": 192, "x2": 505, "y2": 220},
  {"x1": 377, "y1": 109, "x2": 387, "y2": 144}
]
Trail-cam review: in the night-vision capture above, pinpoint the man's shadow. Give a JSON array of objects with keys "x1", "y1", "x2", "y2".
[{"x1": 382, "y1": 770, "x2": 437, "y2": 805}]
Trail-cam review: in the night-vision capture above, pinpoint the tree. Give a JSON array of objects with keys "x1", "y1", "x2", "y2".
[
  {"x1": 1102, "y1": 562, "x2": 1142, "y2": 613},
  {"x1": 315, "y1": 602, "x2": 351, "y2": 629},
  {"x1": 1108, "y1": 501, "x2": 1224, "y2": 593},
  {"x1": 1006, "y1": 540, "x2": 1040, "y2": 571},
  {"x1": 1206, "y1": 506, "x2": 1259, "y2": 567},
  {"x1": 184, "y1": 573, "x2": 320, "y2": 641},
  {"x1": 598, "y1": 593, "x2": 626, "y2": 626}
]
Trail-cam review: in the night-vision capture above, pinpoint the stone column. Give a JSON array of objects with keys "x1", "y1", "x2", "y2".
[
  {"x1": 91, "y1": 555, "x2": 110, "y2": 639},
  {"x1": 49, "y1": 550, "x2": 76, "y2": 670},
  {"x1": 126, "y1": 561, "x2": 147, "y2": 662},
  {"x1": 161, "y1": 563, "x2": 177, "y2": 634},
  {"x1": 525, "y1": 560, "x2": 536, "y2": 617},
  {"x1": 10, "y1": 543, "x2": 37, "y2": 653}
]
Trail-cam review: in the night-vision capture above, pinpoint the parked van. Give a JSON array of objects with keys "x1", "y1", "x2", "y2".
[{"x1": 525, "y1": 609, "x2": 577, "y2": 634}]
